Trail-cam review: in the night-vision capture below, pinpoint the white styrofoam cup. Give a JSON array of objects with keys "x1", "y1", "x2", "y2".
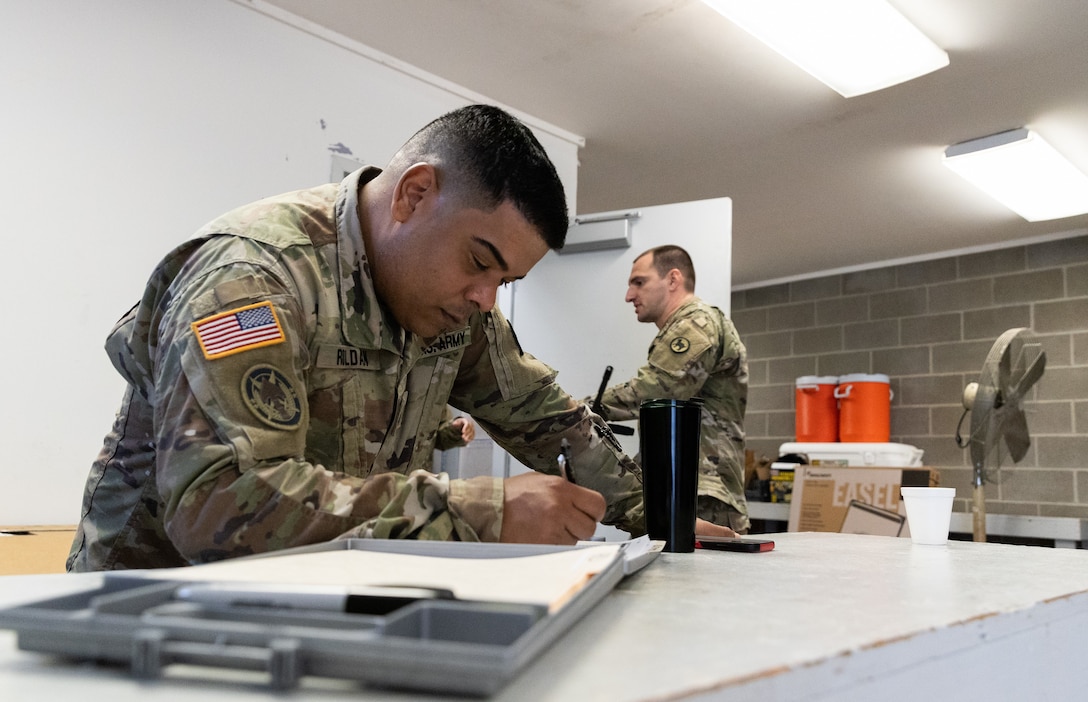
[{"x1": 900, "y1": 487, "x2": 956, "y2": 545}]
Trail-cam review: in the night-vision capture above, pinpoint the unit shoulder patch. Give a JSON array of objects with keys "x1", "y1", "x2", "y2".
[
  {"x1": 670, "y1": 337, "x2": 691, "y2": 354},
  {"x1": 241, "y1": 364, "x2": 303, "y2": 429}
]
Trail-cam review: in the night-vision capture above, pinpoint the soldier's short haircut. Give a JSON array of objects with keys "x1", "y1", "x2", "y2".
[
  {"x1": 644, "y1": 245, "x2": 696, "y2": 292},
  {"x1": 392, "y1": 104, "x2": 569, "y2": 250}
]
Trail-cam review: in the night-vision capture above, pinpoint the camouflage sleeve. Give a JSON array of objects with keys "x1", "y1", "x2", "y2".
[
  {"x1": 450, "y1": 309, "x2": 645, "y2": 536},
  {"x1": 149, "y1": 241, "x2": 490, "y2": 562},
  {"x1": 433, "y1": 411, "x2": 468, "y2": 451},
  {"x1": 596, "y1": 316, "x2": 717, "y2": 421}
]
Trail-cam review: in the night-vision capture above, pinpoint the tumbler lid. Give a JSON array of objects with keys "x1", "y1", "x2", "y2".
[{"x1": 639, "y1": 397, "x2": 704, "y2": 409}]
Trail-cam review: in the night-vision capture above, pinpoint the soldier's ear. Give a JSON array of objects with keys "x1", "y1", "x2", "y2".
[{"x1": 391, "y1": 163, "x2": 437, "y2": 223}]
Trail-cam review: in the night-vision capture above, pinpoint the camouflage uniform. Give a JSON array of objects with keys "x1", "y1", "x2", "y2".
[
  {"x1": 419, "y1": 408, "x2": 470, "y2": 472},
  {"x1": 593, "y1": 298, "x2": 749, "y2": 532},
  {"x1": 435, "y1": 408, "x2": 471, "y2": 452},
  {"x1": 68, "y1": 167, "x2": 644, "y2": 571}
]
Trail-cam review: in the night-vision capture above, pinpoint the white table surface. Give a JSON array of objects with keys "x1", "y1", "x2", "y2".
[{"x1": 2, "y1": 532, "x2": 1087, "y2": 701}]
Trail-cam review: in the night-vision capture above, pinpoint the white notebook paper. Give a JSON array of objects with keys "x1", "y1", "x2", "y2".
[{"x1": 135, "y1": 543, "x2": 624, "y2": 613}]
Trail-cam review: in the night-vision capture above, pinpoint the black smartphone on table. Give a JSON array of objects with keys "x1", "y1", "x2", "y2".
[{"x1": 695, "y1": 536, "x2": 775, "y2": 552}]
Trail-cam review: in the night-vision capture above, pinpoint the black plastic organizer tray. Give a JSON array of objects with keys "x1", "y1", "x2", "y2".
[{"x1": 0, "y1": 539, "x2": 630, "y2": 696}]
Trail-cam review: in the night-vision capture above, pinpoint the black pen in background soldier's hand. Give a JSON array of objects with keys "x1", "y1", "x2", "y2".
[{"x1": 592, "y1": 366, "x2": 635, "y2": 435}]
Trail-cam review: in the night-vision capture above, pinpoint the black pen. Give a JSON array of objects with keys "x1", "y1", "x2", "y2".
[
  {"x1": 175, "y1": 582, "x2": 456, "y2": 615},
  {"x1": 558, "y1": 438, "x2": 576, "y2": 484}
]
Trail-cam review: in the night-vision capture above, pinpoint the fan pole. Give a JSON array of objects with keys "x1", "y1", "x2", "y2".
[{"x1": 972, "y1": 480, "x2": 987, "y2": 542}]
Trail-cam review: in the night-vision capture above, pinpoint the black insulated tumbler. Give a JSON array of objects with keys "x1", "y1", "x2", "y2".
[{"x1": 639, "y1": 398, "x2": 702, "y2": 553}]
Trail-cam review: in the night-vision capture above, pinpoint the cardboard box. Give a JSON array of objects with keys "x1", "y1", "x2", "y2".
[
  {"x1": 0, "y1": 525, "x2": 76, "y2": 575},
  {"x1": 787, "y1": 466, "x2": 939, "y2": 537}
]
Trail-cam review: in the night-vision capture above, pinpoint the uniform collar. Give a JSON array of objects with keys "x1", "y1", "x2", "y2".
[
  {"x1": 660, "y1": 295, "x2": 701, "y2": 328},
  {"x1": 334, "y1": 166, "x2": 407, "y2": 353}
]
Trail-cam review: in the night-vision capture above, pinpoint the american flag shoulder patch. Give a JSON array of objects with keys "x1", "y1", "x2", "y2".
[{"x1": 192, "y1": 301, "x2": 286, "y2": 360}]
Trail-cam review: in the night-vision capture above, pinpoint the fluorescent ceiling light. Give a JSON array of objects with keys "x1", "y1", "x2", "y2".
[
  {"x1": 703, "y1": 0, "x2": 949, "y2": 97},
  {"x1": 943, "y1": 128, "x2": 1088, "y2": 222}
]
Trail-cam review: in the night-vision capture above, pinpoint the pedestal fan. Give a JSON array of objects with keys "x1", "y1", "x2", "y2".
[{"x1": 955, "y1": 328, "x2": 1046, "y2": 542}]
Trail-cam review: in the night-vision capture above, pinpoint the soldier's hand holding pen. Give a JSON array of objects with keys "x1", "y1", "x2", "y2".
[{"x1": 500, "y1": 471, "x2": 605, "y2": 544}]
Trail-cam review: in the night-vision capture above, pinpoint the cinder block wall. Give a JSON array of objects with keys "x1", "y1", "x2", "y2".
[{"x1": 732, "y1": 233, "x2": 1088, "y2": 518}]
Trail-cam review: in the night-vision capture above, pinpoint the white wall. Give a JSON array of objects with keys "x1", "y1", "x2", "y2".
[{"x1": 0, "y1": 0, "x2": 580, "y2": 525}]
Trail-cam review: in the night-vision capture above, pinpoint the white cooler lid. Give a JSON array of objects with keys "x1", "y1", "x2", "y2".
[{"x1": 779, "y1": 442, "x2": 924, "y2": 467}]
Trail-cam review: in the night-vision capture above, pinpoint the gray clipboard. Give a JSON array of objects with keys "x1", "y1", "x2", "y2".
[{"x1": 0, "y1": 539, "x2": 653, "y2": 696}]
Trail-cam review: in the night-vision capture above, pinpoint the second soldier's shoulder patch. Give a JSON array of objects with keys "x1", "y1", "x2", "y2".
[{"x1": 670, "y1": 337, "x2": 691, "y2": 354}]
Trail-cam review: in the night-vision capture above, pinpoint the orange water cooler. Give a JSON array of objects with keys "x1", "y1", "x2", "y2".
[
  {"x1": 834, "y1": 373, "x2": 892, "y2": 443},
  {"x1": 794, "y1": 376, "x2": 839, "y2": 443}
]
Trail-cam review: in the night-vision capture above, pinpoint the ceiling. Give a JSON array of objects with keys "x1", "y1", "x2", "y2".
[{"x1": 257, "y1": 0, "x2": 1088, "y2": 287}]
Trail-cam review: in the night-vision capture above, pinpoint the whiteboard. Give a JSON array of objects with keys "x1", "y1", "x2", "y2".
[{"x1": 510, "y1": 198, "x2": 733, "y2": 459}]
